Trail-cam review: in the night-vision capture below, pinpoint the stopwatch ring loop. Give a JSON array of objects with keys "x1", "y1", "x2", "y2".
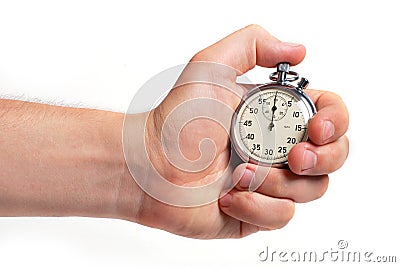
[{"x1": 269, "y1": 71, "x2": 299, "y2": 82}]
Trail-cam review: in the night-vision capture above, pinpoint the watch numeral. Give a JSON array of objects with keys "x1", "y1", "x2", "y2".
[
  {"x1": 246, "y1": 133, "x2": 255, "y2": 140},
  {"x1": 278, "y1": 146, "x2": 287, "y2": 154},
  {"x1": 243, "y1": 120, "x2": 252, "y2": 126},
  {"x1": 249, "y1": 107, "x2": 258, "y2": 114},
  {"x1": 286, "y1": 137, "x2": 297, "y2": 144},
  {"x1": 258, "y1": 98, "x2": 268, "y2": 105},
  {"x1": 252, "y1": 144, "x2": 261, "y2": 151},
  {"x1": 265, "y1": 149, "x2": 273, "y2": 156}
]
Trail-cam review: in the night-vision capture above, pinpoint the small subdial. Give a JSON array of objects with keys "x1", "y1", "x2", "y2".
[{"x1": 262, "y1": 93, "x2": 288, "y2": 121}]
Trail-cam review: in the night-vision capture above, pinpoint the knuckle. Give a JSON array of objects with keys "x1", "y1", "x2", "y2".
[
  {"x1": 323, "y1": 91, "x2": 349, "y2": 132},
  {"x1": 243, "y1": 191, "x2": 255, "y2": 202},
  {"x1": 275, "y1": 200, "x2": 295, "y2": 229},
  {"x1": 325, "y1": 137, "x2": 348, "y2": 173},
  {"x1": 190, "y1": 50, "x2": 208, "y2": 62},
  {"x1": 244, "y1": 24, "x2": 263, "y2": 32},
  {"x1": 266, "y1": 170, "x2": 284, "y2": 195},
  {"x1": 323, "y1": 144, "x2": 343, "y2": 173},
  {"x1": 316, "y1": 175, "x2": 330, "y2": 200},
  {"x1": 323, "y1": 90, "x2": 343, "y2": 103},
  {"x1": 343, "y1": 135, "x2": 350, "y2": 160}
]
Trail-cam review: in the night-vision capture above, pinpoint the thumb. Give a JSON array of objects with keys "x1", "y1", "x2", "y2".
[{"x1": 191, "y1": 24, "x2": 306, "y2": 75}]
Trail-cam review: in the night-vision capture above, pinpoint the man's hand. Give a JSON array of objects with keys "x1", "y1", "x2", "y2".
[
  {"x1": 0, "y1": 25, "x2": 348, "y2": 240},
  {"x1": 117, "y1": 25, "x2": 349, "y2": 238}
]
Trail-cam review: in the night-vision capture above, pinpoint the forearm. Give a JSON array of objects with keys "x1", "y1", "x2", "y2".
[{"x1": 0, "y1": 99, "x2": 141, "y2": 220}]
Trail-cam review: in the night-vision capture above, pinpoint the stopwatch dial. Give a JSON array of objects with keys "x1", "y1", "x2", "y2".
[
  {"x1": 233, "y1": 88, "x2": 311, "y2": 165},
  {"x1": 261, "y1": 92, "x2": 288, "y2": 121}
]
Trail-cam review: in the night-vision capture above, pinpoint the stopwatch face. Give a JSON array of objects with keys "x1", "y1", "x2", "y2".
[{"x1": 231, "y1": 85, "x2": 315, "y2": 165}]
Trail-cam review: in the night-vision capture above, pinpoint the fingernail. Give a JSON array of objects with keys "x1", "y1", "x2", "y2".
[
  {"x1": 322, "y1": 120, "x2": 335, "y2": 143},
  {"x1": 283, "y1": 42, "x2": 303, "y2": 47},
  {"x1": 219, "y1": 193, "x2": 232, "y2": 207},
  {"x1": 239, "y1": 168, "x2": 255, "y2": 188},
  {"x1": 302, "y1": 150, "x2": 317, "y2": 171}
]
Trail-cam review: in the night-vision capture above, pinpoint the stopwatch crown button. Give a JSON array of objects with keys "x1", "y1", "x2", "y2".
[{"x1": 277, "y1": 62, "x2": 290, "y2": 73}]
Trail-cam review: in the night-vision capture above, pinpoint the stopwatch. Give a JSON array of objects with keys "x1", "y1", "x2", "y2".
[{"x1": 231, "y1": 62, "x2": 316, "y2": 166}]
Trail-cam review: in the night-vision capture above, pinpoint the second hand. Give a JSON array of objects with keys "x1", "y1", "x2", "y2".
[{"x1": 269, "y1": 91, "x2": 278, "y2": 131}]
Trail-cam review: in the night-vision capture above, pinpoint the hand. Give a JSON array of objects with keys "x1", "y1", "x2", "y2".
[{"x1": 118, "y1": 25, "x2": 349, "y2": 239}]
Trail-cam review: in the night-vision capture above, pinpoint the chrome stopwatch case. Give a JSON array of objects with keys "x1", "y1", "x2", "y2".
[{"x1": 231, "y1": 62, "x2": 316, "y2": 166}]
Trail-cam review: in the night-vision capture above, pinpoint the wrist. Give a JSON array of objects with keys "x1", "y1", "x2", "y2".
[
  {"x1": 114, "y1": 109, "x2": 172, "y2": 229},
  {"x1": 112, "y1": 111, "x2": 150, "y2": 223}
]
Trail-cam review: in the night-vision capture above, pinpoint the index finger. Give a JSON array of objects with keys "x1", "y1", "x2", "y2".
[{"x1": 306, "y1": 89, "x2": 349, "y2": 145}]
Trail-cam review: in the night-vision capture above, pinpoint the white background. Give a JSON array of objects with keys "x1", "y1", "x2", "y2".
[{"x1": 0, "y1": 0, "x2": 399, "y2": 266}]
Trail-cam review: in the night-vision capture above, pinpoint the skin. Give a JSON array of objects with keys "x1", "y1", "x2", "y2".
[{"x1": 0, "y1": 25, "x2": 349, "y2": 239}]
